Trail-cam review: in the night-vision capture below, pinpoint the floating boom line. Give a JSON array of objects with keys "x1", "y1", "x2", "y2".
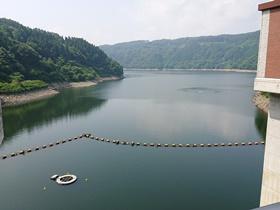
[{"x1": 0, "y1": 133, "x2": 265, "y2": 160}]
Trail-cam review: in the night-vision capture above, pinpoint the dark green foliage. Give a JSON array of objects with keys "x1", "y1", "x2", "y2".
[
  {"x1": 101, "y1": 31, "x2": 260, "y2": 70},
  {"x1": 0, "y1": 18, "x2": 123, "y2": 85}
]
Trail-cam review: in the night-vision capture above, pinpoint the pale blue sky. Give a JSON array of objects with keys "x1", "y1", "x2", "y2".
[{"x1": 0, "y1": 0, "x2": 267, "y2": 45}]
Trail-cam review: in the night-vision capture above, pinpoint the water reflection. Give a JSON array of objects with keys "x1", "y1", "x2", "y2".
[
  {"x1": 0, "y1": 71, "x2": 268, "y2": 210},
  {"x1": 255, "y1": 109, "x2": 268, "y2": 139},
  {"x1": 2, "y1": 88, "x2": 106, "y2": 141}
]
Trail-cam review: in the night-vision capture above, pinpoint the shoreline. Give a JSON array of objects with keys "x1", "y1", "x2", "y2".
[
  {"x1": 124, "y1": 68, "x2": 257, "y2": 73},
  {"x1": 0, "y1": 76, "x2": 122, "y2": 107},
  {"x1": 253, "y1": 92, "x2": 269, "y2": 113}
]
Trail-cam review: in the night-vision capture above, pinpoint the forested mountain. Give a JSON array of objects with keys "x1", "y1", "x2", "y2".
[
  {"x1": 0, "y1": 18, "x2": 123, "y2": 92},
  {"x1": 101, "y1": 31, "x2": 259, "y2": 70}
]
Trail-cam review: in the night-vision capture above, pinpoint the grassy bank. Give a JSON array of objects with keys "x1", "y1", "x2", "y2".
[{"x1": 0, "y1": 80, "x2": 48, "y2": 94}]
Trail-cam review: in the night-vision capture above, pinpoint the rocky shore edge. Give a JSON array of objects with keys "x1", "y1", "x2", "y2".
[
  {"x1": 0, "y1": 76, "x2": 122, "y2": 107},
  {"x1": 253, "y1": 91, "x2": 269, "y2": 113}
]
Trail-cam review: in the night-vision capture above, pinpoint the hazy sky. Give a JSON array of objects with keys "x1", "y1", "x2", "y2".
[{"x1": 0, "y1": 0, "x2": 267, "y2": 45}]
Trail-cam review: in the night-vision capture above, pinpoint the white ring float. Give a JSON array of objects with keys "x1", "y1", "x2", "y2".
[{"x1": 56, "y1": 175, "x2": 77, "y2": 185}]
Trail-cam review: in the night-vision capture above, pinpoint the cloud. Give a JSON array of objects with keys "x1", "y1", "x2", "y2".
[
  {"x1": 0, "y1": 0, "x2": 267, "y2": 45},
  {"x1": 129, "y1": 0, "x2": 264, "y2": 40}
]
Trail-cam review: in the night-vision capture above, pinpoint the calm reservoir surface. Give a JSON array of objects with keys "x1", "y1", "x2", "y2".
[{"x1": 0, "y1": 70, "x2": 267, "y2": 210}]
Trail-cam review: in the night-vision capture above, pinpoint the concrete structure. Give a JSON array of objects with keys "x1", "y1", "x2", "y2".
[
  {"x1": 254, "y1": 0, "x2": 280, "y2": 207},
  {"x1": 0, "y1": 101, "x2": 3, "y2": 145},
  {"x1": 253, "y1": 203, "x2": 280, "y2": 210}
]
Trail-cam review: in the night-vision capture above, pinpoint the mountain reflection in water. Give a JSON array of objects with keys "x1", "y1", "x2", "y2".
[{"x1": 2, "y1": 88, "x2": 106, "y2": 141}]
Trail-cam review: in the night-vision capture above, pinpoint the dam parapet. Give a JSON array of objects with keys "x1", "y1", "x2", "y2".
[{"x1": 255, "y1": 0, "x2": 280, "y2": 207}]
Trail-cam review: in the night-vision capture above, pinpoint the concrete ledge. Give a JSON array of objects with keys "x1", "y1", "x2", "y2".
[
  {"x1": 254, "y1": 78, "x2": 280, "y2": 94},
  {"x1": 253, "y1": 202, "x2": 280, "y2": 209}
]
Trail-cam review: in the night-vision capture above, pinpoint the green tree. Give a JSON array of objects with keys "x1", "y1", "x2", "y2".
[
  {"x1": 0, "y1": 18, "x2": 123, "y2": 86},
  {"x1": 10, "y1": 72, "x2": 24, "y2": 82}
]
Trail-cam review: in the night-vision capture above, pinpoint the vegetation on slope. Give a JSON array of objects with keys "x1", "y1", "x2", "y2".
[
  {"x1": 0, "y1": 18, "x2": 123, "y2": 93},
  {"x1": 0, "y1": 72, "x2": 47, "y2": 93},
  {"x1": 101, "y1": 31, "x2": 259, "y2": 70}
]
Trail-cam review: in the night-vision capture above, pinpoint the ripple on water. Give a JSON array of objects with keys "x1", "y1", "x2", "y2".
[{"x1": 178, "y1": 87, "x2": 223, "y2": 94}]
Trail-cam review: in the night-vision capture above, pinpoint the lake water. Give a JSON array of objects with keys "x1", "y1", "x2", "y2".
[{"x1": 0, "y1": 70, "x2": 267, "y2": 210}]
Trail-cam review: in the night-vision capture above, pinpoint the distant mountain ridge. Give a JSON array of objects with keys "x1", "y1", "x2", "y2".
[{"x1": 100, "y1": 31, "x2": 259, "y2": 70}]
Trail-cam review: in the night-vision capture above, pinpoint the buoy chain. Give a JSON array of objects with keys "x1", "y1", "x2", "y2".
[
  {"x1": 0, "y1": 135, "x2": 84, "y2": 160},
  {"x1": 84, "y1": 134, "x2": 265, "y2": 148},
  {"x1": 0, "y1": 133, "x2": 265, "y2": 160}
]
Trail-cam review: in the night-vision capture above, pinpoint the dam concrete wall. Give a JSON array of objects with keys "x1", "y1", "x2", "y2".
[
  {"x1": 0, "y1": 100, "x2": 3, "y2": 144},
  {"x1": 255, "y1": 1, "x2": 280, "y2": 207},
  {"x1": 260, "y1": 95, "x2": 280, "y2": 206}
]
